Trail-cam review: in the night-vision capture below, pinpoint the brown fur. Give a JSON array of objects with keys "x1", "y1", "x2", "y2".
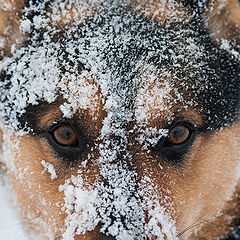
[
  {"x1": 0, "y1": 0, "x2": 26, "y2": 58},
  {"x1": 133, "y1": 0, "x2": 189, "y2": 22},
  {"x1": 207, "y1": 0, "x2": 240, "y2": 42},
  {"x1": 6, "y1": 104, "x2": 240, "y2": 239}
]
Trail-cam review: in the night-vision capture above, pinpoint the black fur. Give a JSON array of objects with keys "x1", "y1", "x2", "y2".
[{"x1": 4, "y1": 4, "x2": 239, "y2": 131}]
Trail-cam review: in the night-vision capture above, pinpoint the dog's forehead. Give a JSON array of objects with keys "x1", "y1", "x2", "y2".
[{"x1": 0, "y1": 1, "x2": 198, "y2": 127}]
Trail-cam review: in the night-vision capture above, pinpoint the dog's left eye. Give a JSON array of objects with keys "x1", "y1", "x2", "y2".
[
  {"x1": 153, "y1": 121, "x2": 197, "y2": 163},
  {"x1": 167, "y1": 124, "x2": 190, "y2": 145}
]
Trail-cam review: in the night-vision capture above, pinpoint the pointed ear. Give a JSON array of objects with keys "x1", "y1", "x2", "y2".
[
  {"x1": 178, "y1": 0, "x2": 240, "y2": 45},
  {"x1": 206, "y1": 0, "x2": 240, "y2": 45},
  {"x1": 0, "y1": 0, "x2": 26, "y2": 59}
]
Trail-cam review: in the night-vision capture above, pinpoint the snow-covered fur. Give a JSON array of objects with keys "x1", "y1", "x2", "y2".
[{"x1": 0, "y1": 0, "x2": 240, "y2": 239}]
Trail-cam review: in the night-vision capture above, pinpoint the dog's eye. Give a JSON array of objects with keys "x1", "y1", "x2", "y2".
[
  {"x1": 153, "y1": 122, "x2": 197, "y2": 164},
  {"x1": 167, "y1": 124, "x2": 190, "y2": 145},
  {"x1": 53, "y1": 125, "x2": 78, "y2": 146},
  {"x1": 46, "y1": 123, "x2": 87, "y2": 163}
]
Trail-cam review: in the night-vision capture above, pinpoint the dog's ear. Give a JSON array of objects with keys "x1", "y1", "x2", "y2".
[
  {"x1": 206, "y1": 0, "x2": 240, "y2": 45},
  {"x1": 0, "y1": 0, "x2": 26, "y2": 59},
  {"x1": 178, "y1": 0, "x2": 240, "y2": 42},
  {"x1": 180, "y1": 0, "x2": 240, "y2": 53}
]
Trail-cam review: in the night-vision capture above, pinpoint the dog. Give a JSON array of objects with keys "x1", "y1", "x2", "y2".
[{"x1": 0, "y1": 0, "x2": 240, "y2": 239}]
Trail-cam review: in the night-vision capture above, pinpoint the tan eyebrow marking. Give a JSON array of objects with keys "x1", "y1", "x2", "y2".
[
  {"x1": 39, "y1": 108, "x2": 62, "y2": 129},
  {"x1": 51, "y1": 1, "x2": 99, "y2": 26}
]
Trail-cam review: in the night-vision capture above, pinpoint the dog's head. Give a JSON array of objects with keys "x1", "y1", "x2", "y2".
[{"x1": 0, "y1": 0, "x2": 240, "y2": 239}]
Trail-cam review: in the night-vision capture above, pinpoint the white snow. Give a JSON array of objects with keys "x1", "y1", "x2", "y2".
[
  {"x1": 41, "y1": 160, "x2": 57, "y2": 180},
  {"x1": 59, "y1": 175, "x2": 100, "y2": 239},
  {"x1": 20, "y1": 19, "x2": 32, "y2": 34},
  {"x1": 220, "y1": 38, "x2": 240, "y2": 61},
  {"x1": 0, "y1": 184, "x2": 30, "y2": 240}
]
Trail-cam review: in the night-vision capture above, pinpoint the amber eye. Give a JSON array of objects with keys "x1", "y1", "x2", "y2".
[
  {"x1": 53, "y1": 125, "x2": 78, "y2": 146},
  {"x1": 154, "y1": 121, "x2": 196, "y2": 163},
  {"x1": 167, "y1": 124, "x2": 190, "y2": 145}
]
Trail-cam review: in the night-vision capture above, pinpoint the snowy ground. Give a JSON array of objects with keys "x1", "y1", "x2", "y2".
[{"x1": 0, "y1": 184, "x2": 30, "y2": 240}]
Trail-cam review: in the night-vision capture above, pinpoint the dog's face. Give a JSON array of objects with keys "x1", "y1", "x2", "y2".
[{"x1": 0, "y1": 0, "x2": 240, "y2": 239}]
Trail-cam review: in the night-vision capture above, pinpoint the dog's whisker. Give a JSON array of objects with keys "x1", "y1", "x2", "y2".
[
  {"x1": 15, "y1": 229, "x2": 32, "y2": 240},
  {"x1": 198, "y1": 232, "x2": 226, "y2": 240},
  {"x1": 178, "y1": 212, "x2": 227, "y2": 239},
  {"x1": 177, "y1": 212, "x2": 209, "y2": 238},
  {"x1": 0, "y1": 216, "x2": 41, "y2": 232},
  {"x1": 177, "y1": 212, "x2": 224, "y2": 239}
]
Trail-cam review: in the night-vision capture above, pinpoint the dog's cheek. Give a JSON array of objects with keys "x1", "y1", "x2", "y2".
[
  {"x1": 0, "y1": 129, "x2": 5, "y2": 173},
  {"x1": 136, "y1": 122, "x2": 240, "y2": 239},
  {"x1": 6, "y1": 134, "x2": 100, "y2": 238},
  {"x1": 3, "y1": 134, "x2": 64, "y2": 237},
  {"x1": 175, "y1": 123, "x2": 240, "y2": 239}
]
